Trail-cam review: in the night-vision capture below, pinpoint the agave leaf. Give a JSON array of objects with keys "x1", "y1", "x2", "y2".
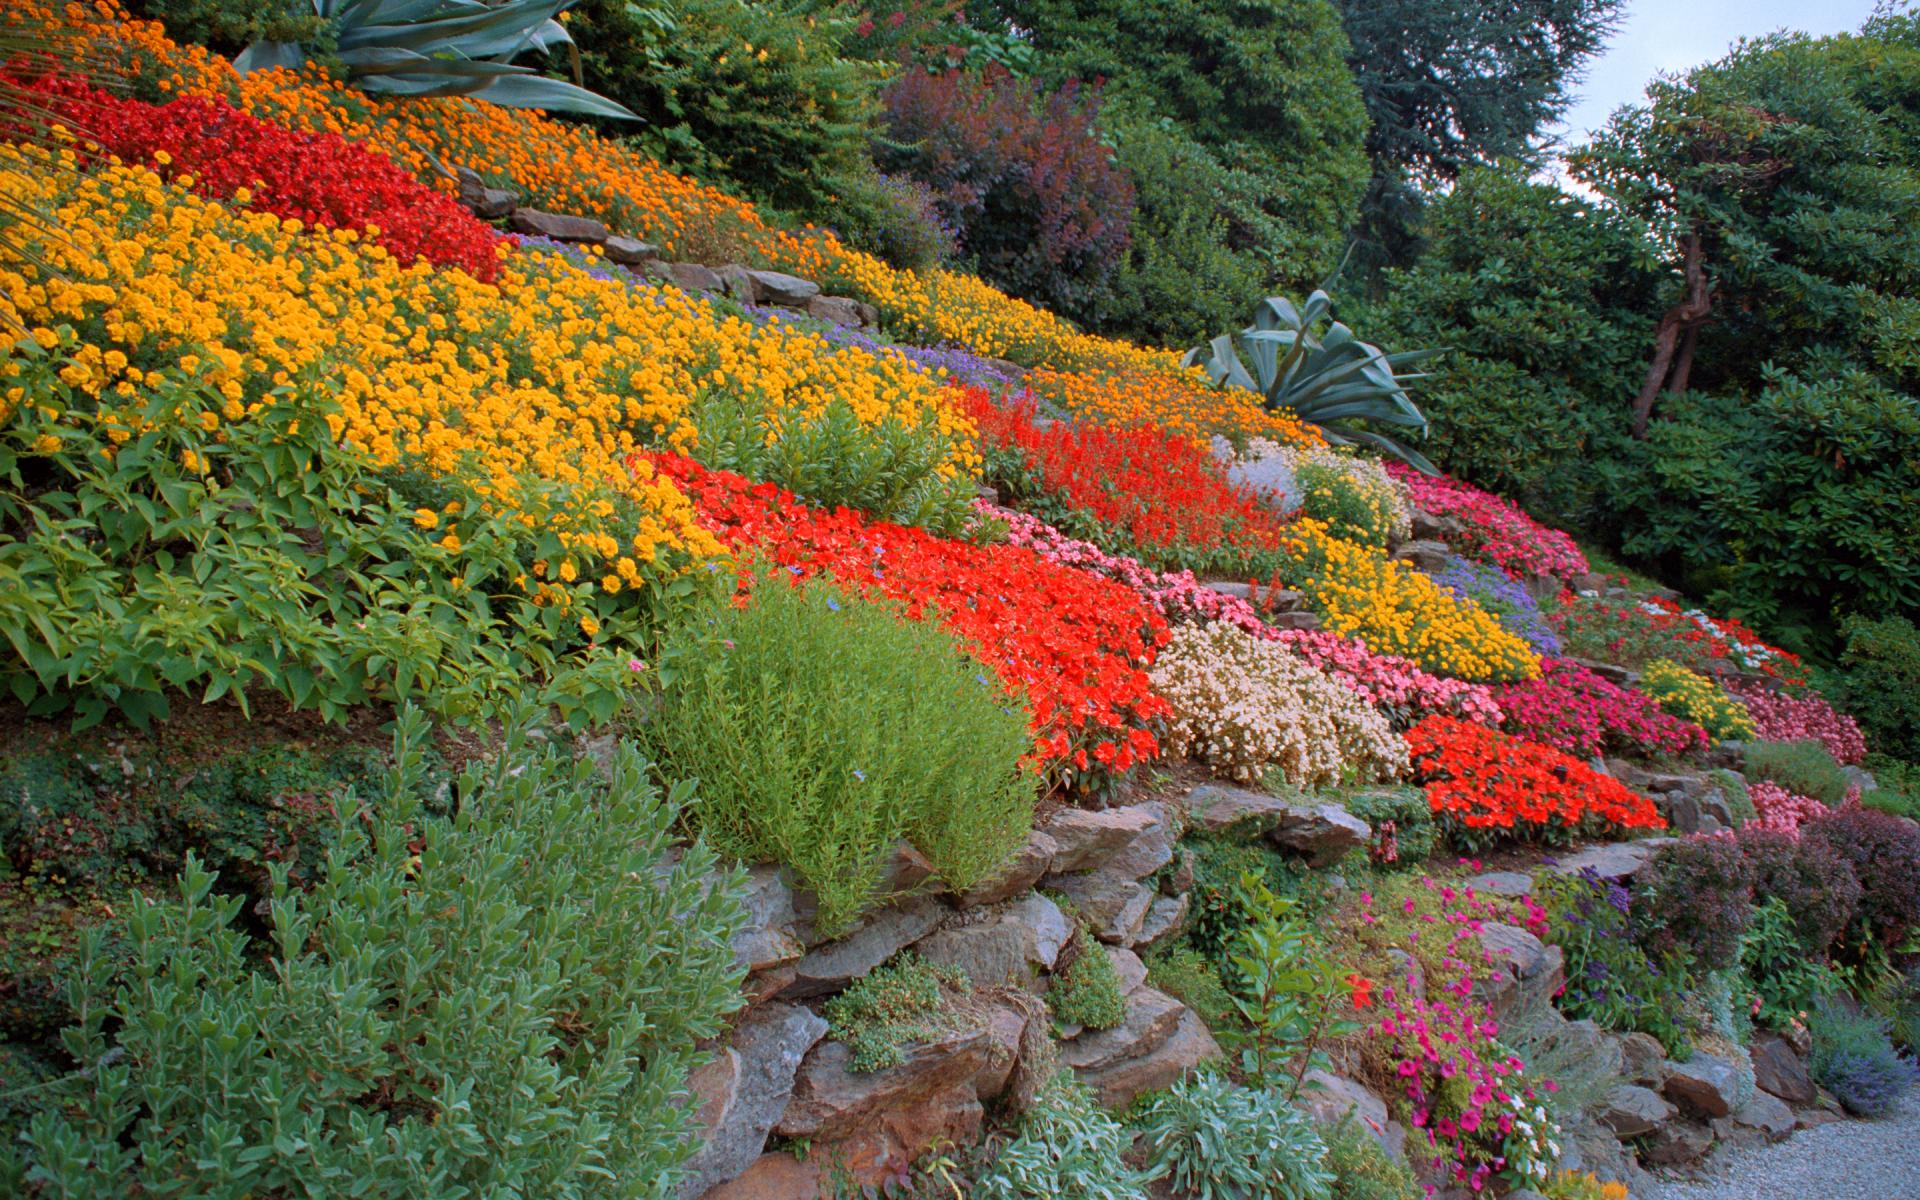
[
  {"x1": 1329, "y1": 427, "x2": 1438, "y2": 473},
  {"x1": 233, "y1": 40, "x2": 310, "y2": 74},
  {"x1": 343, "y1": 1, "x2": 568, "y2": 55}
]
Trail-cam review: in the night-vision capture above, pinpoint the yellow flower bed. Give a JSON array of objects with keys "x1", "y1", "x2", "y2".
[
  {"x1": 0, "y1": 146, "x2": 973, "y2": 584},
  {"x1": 30, "y1": 1, "x2": 1191, "y2": 380},
  {"x1": 1282, "y1": 520, "x2": 1541, "y2": 684},
  {"x1": 1640, "y1": 659, "x2": 1756, "y2": 741},
  {"x1": 1024, "y1": 366, "x2": 1323, "y2": 449}
]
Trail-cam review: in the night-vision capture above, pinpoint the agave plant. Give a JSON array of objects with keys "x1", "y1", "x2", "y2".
[
  {"x1": 236, "y1": 0, "x2": 637, "y2": 119},
  {"x1": 1184, "y1": 290, "x2": 1444, "y2": 471}
]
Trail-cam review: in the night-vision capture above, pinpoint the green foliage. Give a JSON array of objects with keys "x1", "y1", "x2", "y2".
[
  {"x1": 1049, "y1": 929, "x2": 1126, "y2": 1031},
  {"x1": 566, "y1": 0, "x2": 890, "y2": 221},
  {"x1": 234, "y1": 0, "x2": 636, "y2": 119},
  {"x1": 1294, "y1": 460, "x2": 1406, "y2": 549},
  {"x1": 686, "y1": 391, "x2": 976, "y2": 532},
  {"x1": 973, "y1": 1076, "x2": 1149, "y2": 1200},
  {"x1": 1829, "y1": 615, "x2": 1920, "y2": 762},
  {"x1": 0, "y1": 349, "x2": 620, "y2": 731},
  {"x1": 1184, "y1": 290, "x2": 1442, "y2": 469},
  {"x1": 980, "y1": 0, "x2": 1369, "y2": 282},
  {"x1": 1331, "y1": 0, "x2": 1624, "y2": 273},
  {"x1": 1597, "y1": 375, "x2": 1920, "y2": 652},
  {"x1": 1224, "y1": 871, "x2": 1353, "y2": 1090},
  {"x1": 1134, "y1": 1073, "x2": 1334, "y2": 1200},
  {"x1": 3, "y1": 707, "x2": 748, "y2": 1197},
  {"x1": 823, "y1": 952, "x2": 970, "y2": 1073},
  {"x1": 1532, "y1": 869, "x2": 1692, "y2": 1056},
  {"x1": 1744, "y1": 740, "x2": 1853, "y2": 806},
  {"x1": 1336, "y1": 786, "x2": 1437, "y2": 867},
  {"x1": 1184, "y1": 836, "x2": 1314, "y2": 961},
  {"x1": 1742, "y1": 897, "x2": 1840, "y2": 1030},
  {"x1": 127, "y1": 0, "x2": 329, "y2": 53},
  {"x1": 1713, "y1": 768, "x2": 1755, "y2": 826},
  {"x1": 1358, "y1": 166, "x2": 1658, "y2": 523},
  {"x1": 638, "y1": 573, "x2": 1033, "y2": 935},
  {"x1": 1145, "y1": 942, "x2": 1238, "y2": 1033},
  {"x1": 1637, "y1": 834, "x2": 1755, "y2": 972},
  {"x1": 1321, "y1": 1113, "x2": 1418, "y2": 1200}
]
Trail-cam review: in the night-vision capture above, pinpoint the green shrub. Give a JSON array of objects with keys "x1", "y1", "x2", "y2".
[
  {"x1": 1135, "y1": 1073, "x2": 1334, "y2": 1200},
  {"x1": 1829, "y1": 615, "x2": 1920, "y2": 762},
  {"x1": 1049, "y1": 928, "x2": 1126, "y2": 1030},
  {"x1": 2, "y1": 709, "x2": 747, "y2": 1197},
  {"x1": 1636, "y1": 834, "x2": 1755, "y2": 972},
  {"x1": 823, "y1": 952, "x2": 971, "y2": 1072},
  {"x1": 1146, "y1": 942, "x2": 1239, "y2": 1033},
  {"x1": 1712, "y1": 768, "x2": 1755, "y2": 825},
  {"x1": 566, "y1": 0, "x2": 889, "y2": 222},
  {"x1": 127, "y1": 0, "x2": 328, "y2": 54},
  {"x1": 1338, "y1": 785, "x2": 1439, "y2": 867},
  {"x1": 973, "y1": 1076, "x2": 1149, "y2": 1200},
  {"x1": 1744, "y1": 739, "x2": 1853, "y2": 806},
  {"x1": 1742, "y1": 897, "x2": 1842, "y2": 1030},
  {"x1": 1532, "y1": 869, "x2": 1692, "y2": 1055},
  {"x1": 1322, "y1": 1113, "x2": 1418, "y2": 1200},
  {"x1": 640, "y1": 574, "x2": 1033, "y2": 935}
]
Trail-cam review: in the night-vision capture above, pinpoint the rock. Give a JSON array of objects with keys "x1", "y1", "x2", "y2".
[
  {"x1": 805, "y1": 295, "x2": 864, "y2": 327},
  {"x1": 856, "y1": 302, "x2": 882, "y2": 328},
  {"x1": 1266, "y1": 801, "x2": 1370, "y2": 865},
  {"x1": 747, "y1": 269, "x2": 822, "y2": 307},
  {"x1": 1299, "y1": 1070, "x2": 1405, "y2": 1162},
  {"x1": 971, "y1": 990, "x2": 1045, "y2": 1104},
  {"x1": 661, "y1": 261, "x2": 725, "y2": 294},
  {"x1": 1059, "y1": 987, "x2": 1185, "y2": 1073},
  {"x1": 1184, "y1": 783, "x2": 1294, "y2": 836},
  {"x1": 1073, "y1": 1007, "x2": 1220, "y2": 1109},
  {"x1": 698, "y1": 1152, "x2": 822, "y2": 1200},
  {"x1": 1543, "y1": 840, "x2": 1671, "y2": 882},
  {"x1": 1749, "y1": 1033, "x2": 1815, "y2": 1104},
  {"x1": 1042, "y1": 805, "x2": 1163, "y2": 873},
  {"x1": 1639, "y1": 1119, "x2": 1714, "y2": 1166},
  {"x1": 913, "y1": 894, "x2": 1070, "y2": 992},
  {"x1": 453, "y1": 166, "x2": 517, "y2": 219},
  {"x1": 1134, "y1": 893, "x2": 1190, "y2": 950},
  {"x1": 777, "y1": 1027, "x2": 990, "y2": 1144},
  {"x1": 1392, "y1": 539, "x2": 1450, "y2": 571},
  {"x1": 1047, "y1": 870, "x2": 1154, "y2": 945},
  {"x1": 1476, "y1": 923, "x2": 1564, "y2": 1018},
  {"x1": 1559, "y1": 1019, "x2": 1625, "y2": 1082},
  {"x1": 1663, "y1": 1052, "x2": 1743, "y2": 1118},
  {"x1": 1164, "y1": 851, "x2": 1194, "y2": 895},
  {"x1": 678, "y1": 1002, "x2": 829, "y2": 1198},
  {"x1": 1263, "y1": 610, "x2": 1322, "y2": 632},
  {"x1": 717, "y1": 263, "x2": 762, "y2": 303},
  {"x1": 1618, "y1": 1032, "x2": 1669, "y2": 1087},
  {"x1": 1841, "y1": 765, "x2": 1878, "y2": 794},
  {"x1": 1107, "y1": 947, "x2": 1149, "y2": 997},
  {"x1": 733, "y1": 867, "x2": 804, "y2": 982},
  {"x1": 1522, "y1": 573, "x2": 1561, "y2": 604},
  {"x1": 507, "y1": 207, "x2": 608, "y2": 243},
  {"x1": 1729, "y1": 1091, "x2": 1795, "y2": 1140},
  {"x1": 879, "y1": 841, "x2": 936, "y2": 897},
  {"x1": 1468, "y1": 870, "x2": 1535, "y2": 897},
  {"x1": 1563, "y1": 1114, "x2": 1659, "y2": 1199},
  {"x1": 1596, "y1": 1084, "x2": 1675, "y2": 1138},
  {"x1": 1409, "y1": 508, "x2": 1466, "y2": 541},
  {"x1": 781, "y1": 896, "x2": 946, "y2": 998},
  {"x1": 954, "y1": 830, "x2": 1056, "y2": 908},
  {"x1": 1101, "y1": 803, "x2": 1175, "y2": 880},
  {"x1": 603, "y1": 235, "x2": 661, "y2": 266},
  {"x1": 1184, "y1": 785, "x2": 1370, "y2": 863}
]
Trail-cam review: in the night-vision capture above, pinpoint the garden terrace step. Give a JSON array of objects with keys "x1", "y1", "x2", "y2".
[
  {"x1": 1181, "y1": 783, "x2": 1370, "y2": 864},
  {"x1": 678, "y1": 1001, "x2": 828, "y2": 1199},
  {"x1": 913, "y1": 893, "x2": 1070, "y2": 992},
  {"x1": 603, "y1": 235, "x2": 660, "y2": 266},
  {"x1": 507, "y1": 207, "x2": 608, "y2": 243},
  {"x1": 453, "y1": 166, "x2": 516, "y2": 218}
]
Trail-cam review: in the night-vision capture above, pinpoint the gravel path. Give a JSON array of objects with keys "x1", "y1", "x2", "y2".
[{"x1": 1656, "y1": 1094, "x2": 1920, "y2": 1200}]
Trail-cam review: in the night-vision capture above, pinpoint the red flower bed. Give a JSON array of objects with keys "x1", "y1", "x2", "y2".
[
  {"x1": 14, "y1": 73, "x2": 500, "y2": 280},
  {"x1": 1550, "y1": 585, "x2": 1807, "y2": 686},
  {"x1": 1490, "y1": 659, "x2": 1708, "y2": 760},
  {"x1": 1406, "y1": 715, "x2": 1665, "y2": 841},
  {"x1": 649, "y1": 452, "x2": 1170, "y2": 780},
  {"x1": 1720, "y1": 678, "x2": 1866, "y2": 764},
  {"x1": 1386, "y1": 463, "x2": 1588, "y2": 583},
  {"x1": 962, "y1": 387, "x2": 1292, "y2": 574}
]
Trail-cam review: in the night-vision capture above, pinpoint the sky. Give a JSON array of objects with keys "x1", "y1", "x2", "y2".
[{"x1": 1553, "y1": 0, "x2": 1884, "y2": 150}]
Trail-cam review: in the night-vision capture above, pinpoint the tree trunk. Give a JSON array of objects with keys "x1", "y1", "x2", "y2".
[{"x1": 1631, "y1": 230, "x2": 1713, "y2": 439}]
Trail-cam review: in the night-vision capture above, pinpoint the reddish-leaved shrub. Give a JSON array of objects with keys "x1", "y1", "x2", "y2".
[
  {"x1": 1736, "y1": 826, "x2": 1862, "y2": 958},
  {"x1": 1803, "y1": 806, "x2": 1920, "y2": 946},
  {"x1": 1636, "y1": 835, "x2": 1756, "y2": 971}
]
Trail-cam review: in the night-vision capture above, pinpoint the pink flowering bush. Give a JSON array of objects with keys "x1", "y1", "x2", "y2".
[
  {"x1": 993, "y1": 504, "x2": 1505, "y2": 726},
  {"x1": 1721, "y1": 680, "x2": 1867, "y2": 765},
  {"x1": 1749, "y1": 780, "x2": 1840, "y2": 837},
  {"x1": 1490, "y1": 659, "x2": 1708, "y2": 760},
  {"x1": 1349, "y1": 877, "x2": 1561, "y2": 1192},
  {"x1": 1387, "y1": 465, "x2": 1589, "y2": 583}
]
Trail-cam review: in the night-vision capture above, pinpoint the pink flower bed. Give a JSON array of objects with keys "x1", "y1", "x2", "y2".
[
  {"x1": 1386, "y1": 465, "x2": 1589, "y2": 583},
  {"x1": 992, "y1": 504, "x2": 1504, "y2": 725},
  {"x1": 1721, "y1": 679, "x2": 1867, "y2": 765},
  {"x1": 1749, "y1": 779, "x2": 1836, "y2": 837},
  {"x1": 1490, "y1": 659, "x2": 1708, "y2": 760}
]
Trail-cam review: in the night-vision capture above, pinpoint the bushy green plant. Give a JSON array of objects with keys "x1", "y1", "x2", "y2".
[
  {"x1": 1741, "y1": 897, "x2": 1841, "y2": 1030},
  {"x1": 686, "y1": 392, "x2": 976, "y2": 532},
  {"x1": 1713, "y1": 767, "x2": 1755, "y2": 825},
  {"x1": 566, "y1": 0, "x2": 889, "y2": 220},
  {"x1": 1321, "y1": 1113, "x2": 1418, "y2": 1200},
  {"x1": 1049, "y1": 928, "x2": 1126, "y2": 1031},
  {"x1": 1134, "y1": 1073, "x2": 1334, "y2": 1200},
  {"x1": 1830, "y1": 615, "x2": 1920, "y2": 762},
  {"x1": 639, "y1": 574, "x2": 1033, "y2": 934},
  {"x1": 234, "y1": 0, "x2": 635, "y2": 118},
  {"x1": 1533, "y1": 869, "x2": 1692, "y2": 1055},
  {"x1": 1146, "y1": 942, "x2": 1239, "y2": 1033},
  {"x1": 973, "y1": 1076, "x2": 1150, "y2": 1200},
  {"x1": 824, "y1": 952, "x2": 970, "y2": 1072},
  {"x1": 1294, "y1": 457, "x2": 1410, "y2": 549},
  {"x1": 1336, "y1": 786, "x2": 1439, "y2": 868},
  {"x1": 1806, "y1": 999, "x2": 1915, "y2": 1117},
  {"x1": 1744, "y1": 739, "x2": 1854, "y2": 805},
  {"x1": 128, "y1": 0, "x2": 329, "y2": 53},
  {"x1": 1225, "y1": 871, "x2": 1353, "y2": 1090},
  {"x1": 2, "y1": 708, "x2": 747, "y2": 1197},
  {"x1": 1184, "y1": 290, "x2": 1442, "y2": 469}
]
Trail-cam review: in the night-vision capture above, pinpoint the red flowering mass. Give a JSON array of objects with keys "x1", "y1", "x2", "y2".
[
  {"x1": 962, "y1": 386, "x2": 1291, "y2": 576},
  {"x1": 1550, "y1": 585, "x2": 1806, "y2": 686},
  {"x1": 15, "y1": 73, "x2": 500, "y2": 280},
  {"x1": 650, "y1": 452, "x2": 1170, "y2": 780},
  {"x1": 1405, "y1": 715, "x2": 1665, "y2": 840},
  {"x1": 1490, "y1": 659, "x2": 1708, "y2": 760}
]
